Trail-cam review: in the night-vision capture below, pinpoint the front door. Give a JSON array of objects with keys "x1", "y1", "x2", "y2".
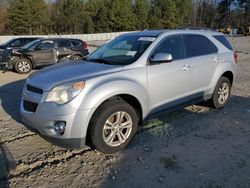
[
  {"x1": 32, "y1": 40, "x2": 55, "y2": 65},
  {"x1": 147, "y1": 35, "x2": 192, "y2": 113}
]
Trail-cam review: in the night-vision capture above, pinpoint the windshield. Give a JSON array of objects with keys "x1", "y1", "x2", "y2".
[
  {"x1": 86, "y1": 35, "x2": 155, "y2": 65},
  {"x1": 21, "y1": 39, "x2": 41, "y2": 49},
  {"x1": 1, "y1": 39, "x2": 16, "y2": 46}
]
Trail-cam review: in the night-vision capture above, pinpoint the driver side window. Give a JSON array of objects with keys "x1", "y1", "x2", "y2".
[
  {"x1": 10, "y1": 39, "x2": 21, "y2": 47},
  {"x1": 36, "y1": 41, "x2": 55, "y2": 50},
  {"x1": 152, "y1": 35, "x2": 186, "y2": 60}
]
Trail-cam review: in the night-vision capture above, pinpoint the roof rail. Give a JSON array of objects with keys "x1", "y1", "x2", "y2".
[{"x1": 177, "y1": 26, "x2": 216, "y2": 32}]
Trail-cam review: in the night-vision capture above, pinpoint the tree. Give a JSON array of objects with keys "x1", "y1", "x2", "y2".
[
  {"x1": 107, "y1": 0, "x2": 136, "y2": 31},
  {"x1": 217, "y1": 0, "x2": 233, "y2": 27},
  {"x1": 196, "y1": 0, "x2": 218, "y2": 28},
  {"x1": 5, "y1": 0, "x2": 50, "y2": 35},
  {"x1": 149, "y1": 0, "x2": 179, "y2": 29},
  {"x1": 134, "y1": 0, "x2": 150, "y2": 30},
  {"x1": 239, "y1": 0, "x2": 250, "y2": 26},
  {"x1": 0, "y1": 7, "x2": 7, "y2": 34},
  {"x1": 84, "y1": 0, "x2": 111, "y2": 33},
  {"x1": 175, "y1": 0, "x2": 192, "y2": 26},
  {"x1": 52, "y1": 0, "x2": 85, "y2": 34}
]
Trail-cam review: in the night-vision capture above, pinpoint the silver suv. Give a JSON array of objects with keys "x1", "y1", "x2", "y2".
[{"x1": 21, "y1": 30, "x2": 237, "y2": 154}]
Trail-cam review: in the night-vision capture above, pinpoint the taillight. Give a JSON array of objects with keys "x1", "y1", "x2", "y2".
[
  {"x1": 234, "y1": 51, "x2": 238, "y2": 64},
  {"x1": 83, "y1": 41, "x2": 88, "y2": 49}
]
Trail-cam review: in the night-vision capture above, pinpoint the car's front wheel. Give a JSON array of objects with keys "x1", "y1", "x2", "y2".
[
  {"x1": 88, "y1": 100, "x2": 138, "y2": 154},
  {"x1": 209, "y1": 76, "x2": 231, "y2": 108},
  {"x1": 70, "y1": 55, "x2": 82, "y2": 60},
  {"x1": 14, "y1": 58, "x2": 32, "y2": 74}
]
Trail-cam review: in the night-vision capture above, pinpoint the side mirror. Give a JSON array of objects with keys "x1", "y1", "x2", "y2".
[
  {"x1": 34, "y1": 45, "x2": 42, "y2": 50},
  {"x1": 150, "y1": 53, "x2": 173, "y2": 64}
]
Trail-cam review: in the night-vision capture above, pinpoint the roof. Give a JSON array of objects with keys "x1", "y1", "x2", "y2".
[
  {"x1": 123, "y1": 30, "x2": 167, "y2": 37},
  {"x1": 122, "y1": 29, "x2": 223, "y2": 37}
]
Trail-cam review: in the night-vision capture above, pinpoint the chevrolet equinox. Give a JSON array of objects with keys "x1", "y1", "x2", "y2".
[{"x1": 21, "y1": 30, "x2": 237, "y2": 154}]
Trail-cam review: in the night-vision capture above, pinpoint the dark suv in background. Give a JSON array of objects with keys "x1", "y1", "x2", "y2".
[
  {"x1": 0, "y1": 38, "x2": 89, "y2": 74},
  {"x1": 0, "y1": 37, "x2": 40, "y2": 52}
]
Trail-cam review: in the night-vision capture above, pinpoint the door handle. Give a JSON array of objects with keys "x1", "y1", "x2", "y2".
[
  {"x1": 182, "y1": 64, "x2": 191, "y2": 71},
  {"x1": 213, "y1": 56, "x2": 218, "y2": 63}
]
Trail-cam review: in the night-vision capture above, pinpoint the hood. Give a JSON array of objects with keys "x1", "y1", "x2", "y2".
[
  {"x1": 0, "y1": 49, "x2": 12, "y2": 60},
  {"x1": 28, "y1": 61, "x2": 123, "y2": 91},
  {"x1": 0, "y1": 45, "x2": 7, "y2": 52}
]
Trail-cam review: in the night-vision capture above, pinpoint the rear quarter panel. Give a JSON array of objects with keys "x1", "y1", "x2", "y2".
[{"x1": 206, "y1": 51, "x2": 236, "y2": 95}]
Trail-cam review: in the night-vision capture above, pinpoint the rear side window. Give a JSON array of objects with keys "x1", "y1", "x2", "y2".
[
  {"x1": 71, "y1": 40, "x2": 81, "y2": 47},
  {"x1": 184, "y1": 35, "x2": 217, "y2": 57},
  {"x1": 58, "y1": 40, "x2": 72, "y2": 48},
  {"x1": 213, "y1": 35, "x2": 233, "y2": 50}
]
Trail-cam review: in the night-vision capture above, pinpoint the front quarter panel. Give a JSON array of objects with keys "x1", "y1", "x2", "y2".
[{"x1": 78, "y1": 67, "x2": 149, "y2": 117}]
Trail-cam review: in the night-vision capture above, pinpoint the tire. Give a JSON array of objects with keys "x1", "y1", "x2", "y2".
[
  {"x1": 70, "y1": 55, "x2": 82, "y2": 60},
  {"x1": 88, "y1": 100, "x2": 138, "y2": 154},
  {"x1": 209, "y1": 76, "x2": 231, "y2": 109},
  {"x1": 14, "y1": 58, "x2": 32, "y2": 74}
]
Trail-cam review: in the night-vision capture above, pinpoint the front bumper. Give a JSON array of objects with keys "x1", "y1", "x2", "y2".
[
  {"x1": 0, "y1": 62, "x2": 8, "y2": 70},
  {"x1": 24, "y1": 123, "x2": 86, "y2": 148},
  {"x1": 20, "y1": 94, "x2": 95, "y2": 149}
]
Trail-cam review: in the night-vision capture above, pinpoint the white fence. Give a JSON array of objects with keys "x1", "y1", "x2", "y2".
[{"x1": 0, "y1": 31, "x2": 134, "y2": 44}]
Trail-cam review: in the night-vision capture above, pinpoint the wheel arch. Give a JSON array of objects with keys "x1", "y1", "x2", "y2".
[
  {"x1": 208, "y1": 61, "x2": 236, "y2": 95},
  {"x1": 221, "y1": 71, "x2": 234, "y2": 85},
  {"x1": 97, "y1": 94, "x2": 143, "y2": 124},
  {"x1": 21, "y1": 55, "x2": 35, "y2": 68},
  {"x1": 85, "y1": 93, "x2": 143, "y2": 147}
]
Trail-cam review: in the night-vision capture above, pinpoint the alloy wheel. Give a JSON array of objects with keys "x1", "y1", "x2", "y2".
[
  {"x1": 217, "y1": 82, "x2": 230, "y2": 104},
  {"x1": 102, "y1": 111, "x2": 133, "y2": 147},
  {"x1": 18, "y1": 60, "x2": 31, "y2": 73}
]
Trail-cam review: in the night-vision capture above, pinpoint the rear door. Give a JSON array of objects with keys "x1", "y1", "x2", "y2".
[
  {"x1": 184, "y1": 34, "x2": 218, "y2": 94},
  {"x1": 56, "y1": 39, "x2": 73, "y2": 58},
  {"x1": 32, "y1": 40, "x2": 55, "y2": 65}
]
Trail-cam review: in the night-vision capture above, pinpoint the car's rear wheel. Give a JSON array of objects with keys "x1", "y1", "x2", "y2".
[
  {"x1": 14, "y1": 58, "x2": 32, "y2": 74},
  {"x1": 88, "y1": 100, "x2": 138, "y2": 154},
  {"x1": 209, "y1": 76, "x2": 231, "y2": 109}
]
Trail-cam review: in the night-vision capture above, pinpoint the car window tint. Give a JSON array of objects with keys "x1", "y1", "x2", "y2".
[
  {"x1": 10, "y1": 39, "x2": 21, "y2": 47},
  {"x1": 152, "y1": 35, "x2": 185, "y2": 60},
  {"x1": 213, "y1": 35, "x2": 233, "y2": 50},
  {"x1": 24, "y1": 38, "x2": 35, "y2": 44},
  {"x1": 40, "y1": 41, "x2": 54, "y2": 50},
  {"x1": 58, "y1": 40, "x2": 71, "y2": 48},
  {"x1": 71, "y1": 40, "x2": 81, "y2": 47},
  {"x1": 185, "y1": 35, "x2": 217, "y2": 57},
  {"x1": 20, "y1": 39, "x2": 29, "y2": 45},
  {"x1": 112, "y1": 40, "x2": 133, "y2": 50}
]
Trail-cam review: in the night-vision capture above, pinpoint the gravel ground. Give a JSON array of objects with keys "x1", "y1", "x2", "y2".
[{"x1": 0, "y1": 37, "x2": 250, "y2": 188}]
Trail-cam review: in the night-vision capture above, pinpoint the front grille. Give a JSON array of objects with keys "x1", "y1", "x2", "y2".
[
  {"x1": 23, "y1": 100, "x2": 38, "y2": 112},
  {"x1": 26, "y1": 84, "x2": 43, "y2": 94}
]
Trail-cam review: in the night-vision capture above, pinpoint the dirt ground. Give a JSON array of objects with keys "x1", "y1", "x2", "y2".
[{"x1": 0, "y1": 37, "x2": 250, "y2": 188}]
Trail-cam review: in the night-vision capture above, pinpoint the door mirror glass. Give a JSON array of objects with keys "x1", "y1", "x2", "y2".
[
  {"x1": 34, "y1": 45, "x2": 42, "y2": 50},
  {"x1": 150, "y1": 53, "x2": 173, "y2": 64}
]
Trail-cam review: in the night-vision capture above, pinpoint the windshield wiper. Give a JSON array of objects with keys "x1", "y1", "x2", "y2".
[{"x1": 87, "y1": 58, "x2": 113, "y2": 65}]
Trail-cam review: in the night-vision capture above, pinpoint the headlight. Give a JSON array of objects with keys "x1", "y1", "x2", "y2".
[{"x1": 45, "y1": 81, "x2": 85, "y2": 105}]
